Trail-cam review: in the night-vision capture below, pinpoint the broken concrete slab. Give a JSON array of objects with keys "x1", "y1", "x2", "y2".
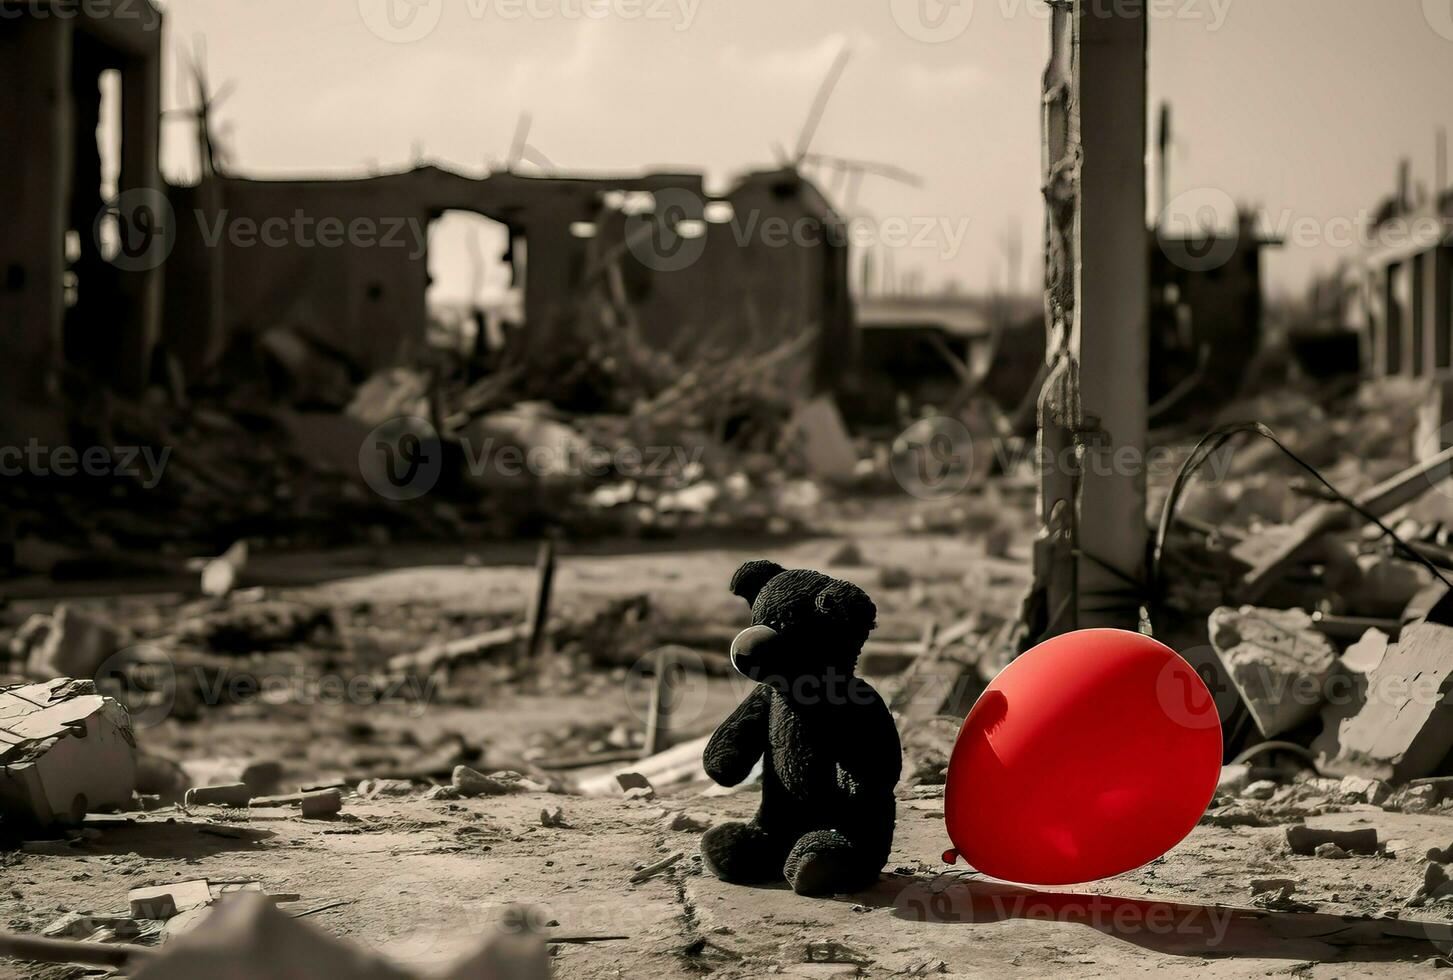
[
  {"x1": 1314, "y1": 618, "x2": 1453, "y2": 783},
  {"x1": 0, "y1": 678, "x2": 136, "y2": 827},
  {"x1": 130, "y1": 880, "x2": 214, "y2": 920},
  {"x1": 1209, "y1": 606, "x2": 1337, "y2": 737}
]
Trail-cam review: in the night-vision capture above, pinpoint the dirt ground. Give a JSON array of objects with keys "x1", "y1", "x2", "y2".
[
  {"x1": 5, "y1": 791, "x2": 1453, "y2": 978},
  {"x1": 5, "y1": 498, "x2": 1453, "y2": 978}
]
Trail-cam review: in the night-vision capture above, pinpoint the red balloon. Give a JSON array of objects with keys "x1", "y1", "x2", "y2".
[{"x1": 942, "y1": 628, "x2": 1221, "y2": 885}]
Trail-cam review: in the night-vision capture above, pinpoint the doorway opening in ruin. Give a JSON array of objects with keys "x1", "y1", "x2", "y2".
[
  {"x1": 426, "y1": 210, "x2": 522, "y2": 362},
  {"x1": 62, "y1": 53, "x2": 125, "y2": 375}
]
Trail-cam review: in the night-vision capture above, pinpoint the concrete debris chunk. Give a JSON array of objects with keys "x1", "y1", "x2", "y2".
[
  {"x1": 0, "y1": 678, "x2": 136, "y2": 827},
  {"x1": 251, "y1": 788, "x2": 343, "y2": 819},
  {"x1": 1409, "y1": 862, "x2": 1453, "y2": 907},
  {"x1": 1394, "y1": 783, "x2": 1441, "y2": 813},
  {"x1": 1341, "y1": 627, "x2": 1391, "y2": 675},
  {"x1": 43, "y1": 912, "x2": 149, "y2": 941},
  {"x1": 1313, "y1": 628, "x2": 1391, "y2": 757},
  {"x1": 1199, "y1": 804, "x2": 1271, "y2": 828},
  {"x1": 19, "y1": 605, "x2": 122, "y2": 681},
  {"x1": 1209, "y1": 606, "x2": 1336, "y2": 737},
  {"x1": 182, "y1": 758, "x2": 282, "y2": 798},
  {"x1": 357, "y1": 778, "x2": 414, "y2": 799},
  {"x1": 130, "y1": 880, "x2": 214, "y2": 920},
  {"x1": 540, "y1": 807, "x2": 570, "y2": 828},
  {"x1": 1241, "y1": 780, "x2": 1278, "y2": 801},
  {"x1": 452, "y1": 766, "x2": 520, "y2": 798},
  {"x1": 1314, "y1": 842, "x2": 1351, "y2": 859},
  {"x1": 661, "y1": 810, "x2": 711, "y2": 832},
  {"x1": 1216, "y1": 764, "x2": 1252, "y2": 797},
  {"x1": 1286, "y1": 824, "x2": 1379, "y2": 856},
  {"x1": 1314, "y1": 619, "x2": 1453, "y2": 782},
  {"x1": 185, "y1": 783, "x2": 252, "y2": 808},
  {"x1": 1249, "y1": 878, "x2": 1316, "y2": 912},
  {"x1": 200, "y1": 540, "x2": 248, "y2": 598},
  {"x1": 1338, "y1": 775, "x2": 1392, "y2": 806}
]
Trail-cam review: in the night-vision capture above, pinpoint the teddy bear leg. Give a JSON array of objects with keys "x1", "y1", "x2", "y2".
[
  {"x1": 700, "y1": 821, "x2": 791, "y2": 884},
  {"x1": 784, "y1": 830, "x2": 884, "y2": 897}
]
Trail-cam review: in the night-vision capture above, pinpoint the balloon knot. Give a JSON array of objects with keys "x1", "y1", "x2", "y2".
[{"x1": 942, "y1": 848, "x2": 959, "y2": 865}]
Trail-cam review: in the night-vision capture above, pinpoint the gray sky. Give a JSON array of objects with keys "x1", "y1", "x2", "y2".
[{"x1": 156, "y1": 0, "x2": 1453, "y2": 300}]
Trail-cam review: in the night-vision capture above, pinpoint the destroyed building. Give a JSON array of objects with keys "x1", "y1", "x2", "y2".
[
  {"x1": 1362, "y1": 165, "x2": 1453, "y2": 379},
  {"x1": 173, "y1": 164, "x2": 857, "y2": 403},
  {"x1": 0, "y1": 0, "x2": 163, "y2": 445}
]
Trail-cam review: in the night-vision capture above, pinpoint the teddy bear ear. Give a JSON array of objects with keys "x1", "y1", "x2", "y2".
[
  {"x1": 815, "y1": 580, "x2": 878, "y2": 635},
  {"x1": 730, "y1": 559, "x2": 785, "y2": 605}
]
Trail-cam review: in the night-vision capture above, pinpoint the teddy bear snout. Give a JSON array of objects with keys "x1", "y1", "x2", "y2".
[{"x1": 729, "y1": 624, "x2": 779, "y2": 677}]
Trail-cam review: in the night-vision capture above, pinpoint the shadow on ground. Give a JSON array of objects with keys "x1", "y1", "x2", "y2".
[{"x1": 842, "y1": 871, "x2": 1451, "y2": 964}]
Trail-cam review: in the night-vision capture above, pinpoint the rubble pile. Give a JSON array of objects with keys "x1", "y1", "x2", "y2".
[
  {"x1": 1157, "y1": 377, "x2": 1453, "y2": 843},
  {"x1": 2, "y1": 327, "x2": 876, "y2": 575}
]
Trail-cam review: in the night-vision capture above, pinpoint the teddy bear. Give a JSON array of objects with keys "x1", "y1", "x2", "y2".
[{"x1": 699, "y1": 559, "x2": 902, "y2": 897}]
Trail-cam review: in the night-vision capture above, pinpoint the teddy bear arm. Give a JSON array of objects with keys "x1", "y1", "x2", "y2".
[
  {"x1": 834, "y1": 706, "x2": 903, "y2": 796},
  {"x1": 703, "y1": 685, "x2": 771, "y2": 786}
]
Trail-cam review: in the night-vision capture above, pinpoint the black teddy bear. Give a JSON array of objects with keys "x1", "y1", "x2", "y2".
[{"x1": 699, "y1": 560, "x2": 902, "y2": 897}]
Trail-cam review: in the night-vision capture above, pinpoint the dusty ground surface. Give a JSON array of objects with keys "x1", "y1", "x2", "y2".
[
  {"x1": 5, "y1": 490, "x2": 1453, "y2": 978},
  {"x1": 5, "y1": 791, "x2": 1453, "y2": 979}
]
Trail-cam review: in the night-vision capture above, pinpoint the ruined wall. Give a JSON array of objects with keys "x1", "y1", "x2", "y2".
[
  {"x1": 0, "y1": 4, "x2": 163, "y2": 441},
  {"x1": 177, "y1": 166, "x2": 851, "y2": 390},
  {"x1": 208, "y1": 176, "x2": 434, "y2": 374},
  {"x1": 0, "y1": 15, "x2": 70, "y2": 442}
]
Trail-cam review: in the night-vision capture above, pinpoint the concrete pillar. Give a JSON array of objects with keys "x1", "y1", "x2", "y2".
[
  {"x1": 115, "y1": 31, "x2": 163, "y2": 393},
  {"x1": 1414, "y1": 252, "x2": 1428, "y2": 377},
  {"x1": 1386, "y1": 262, "x2": 1405, "y2": 376},
  {"x1": 1033, "y1": 0, "x2": 1149, "y2": 637},
  {"x1": 0, "y1": 16, "x2": 72, "y2": 442},
  {"x1": 1435, "y1": 246, "x2": 1452, "y2": 373},
  {"x1": 520, "y1": 210, "x2": 578, "y2": 365}
]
